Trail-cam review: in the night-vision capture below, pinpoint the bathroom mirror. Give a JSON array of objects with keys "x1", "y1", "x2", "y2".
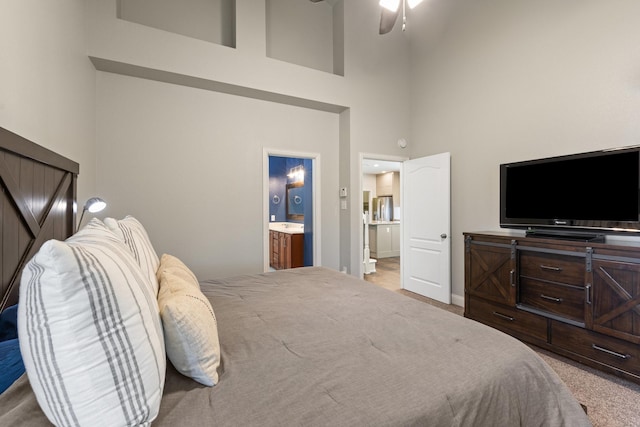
[{"x1": 286, "y1": 183, "x2": 304, "y2": 220}]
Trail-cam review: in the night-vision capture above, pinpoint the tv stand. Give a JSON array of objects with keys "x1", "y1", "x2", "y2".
[
  {"x1": 525, "y1": 228, "x2": 605, "y2": 243},
  {"x1": 464, "y1": 231, "x2": 640, "y2": 384}
]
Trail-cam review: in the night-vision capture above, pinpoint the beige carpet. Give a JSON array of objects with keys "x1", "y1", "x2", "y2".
[{"x1": 365, "y1": 257, "x2": 640, "y2": 427}]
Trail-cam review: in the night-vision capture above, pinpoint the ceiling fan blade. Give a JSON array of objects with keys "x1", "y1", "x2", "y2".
[{"x1": 379, "y1": 7, "x2": 399, "y2": 34}]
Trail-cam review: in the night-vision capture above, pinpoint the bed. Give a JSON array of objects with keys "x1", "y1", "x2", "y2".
[{"x1": 0, "y1": 127, "x2": 591, "y2": 426}]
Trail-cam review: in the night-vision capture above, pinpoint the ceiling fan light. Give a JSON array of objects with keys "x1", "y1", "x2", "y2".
[
  {"x1": 379, "y1": 0, "x2": 400, "y2": 12},
  {"x1": 407, "y1": 0, "x2": 424, "y2": 9}
]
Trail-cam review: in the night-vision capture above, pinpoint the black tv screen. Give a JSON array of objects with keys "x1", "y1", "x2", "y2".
[{"x1": 500, "y1": 148, "x2": 640, "y2": 233}]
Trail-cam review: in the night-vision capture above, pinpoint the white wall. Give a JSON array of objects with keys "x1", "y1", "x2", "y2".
[
  {"x1": 88, "y1": 0, "x2": 412, "y2": 277},
  {"x1": 408, "y1": 0, "x2": 640, "y2": 300},
  {"x1": 0, "y1": 0, "x2": 96, "y2": 204}
]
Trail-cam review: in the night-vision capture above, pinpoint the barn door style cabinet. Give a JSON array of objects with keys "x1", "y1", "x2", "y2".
[{"x1": 464, "y1": 231, "x2": 640, "y2": 384}]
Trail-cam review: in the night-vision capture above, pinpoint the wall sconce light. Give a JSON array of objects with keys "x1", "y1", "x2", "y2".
[
  {"x1": 287, "y1": 165, "x2": 305, "y2": 184},
  {"x1": 77, "y1": 197, "x2": 107, "y2": 231}
]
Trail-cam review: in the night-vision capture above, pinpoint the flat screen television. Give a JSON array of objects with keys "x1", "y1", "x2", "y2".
[{"x1": 500, "y1": 147, "x2": 640, "y2": 239}]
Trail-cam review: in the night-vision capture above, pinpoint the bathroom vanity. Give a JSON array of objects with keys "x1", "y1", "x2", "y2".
[{"x1": 269, "y1": 223, "x2": 304, "y2": 270}]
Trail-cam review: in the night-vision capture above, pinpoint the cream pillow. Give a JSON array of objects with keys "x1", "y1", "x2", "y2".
[
  {"x1": 104, "y1": 215, "x2": 160, "y2": 296},
  {"x1": 157, "y1": 253, "x2": 199, "y2": 287},
  {"x1": 157, "y1": 255, "x2": 220, "y2": 386},
  {"x1": 18, "y1": 219, "x2": 165, "y2": 427}
]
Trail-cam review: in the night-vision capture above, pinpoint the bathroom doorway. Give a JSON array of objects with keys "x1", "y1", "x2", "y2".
[{"x1": 263, "y1": 149, "x2": 321, "y2": 272}]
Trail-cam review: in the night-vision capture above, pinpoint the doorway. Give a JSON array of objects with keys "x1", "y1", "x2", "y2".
[
  {"x1": 359, "y1": 152, "x2": 452, "y2": 305},
  {"x1": 361, "y1": 155, "x2": 404, "y2": 290},
  {"x1": 263, "y1": 149, "x2": 321, "y2": 272}
]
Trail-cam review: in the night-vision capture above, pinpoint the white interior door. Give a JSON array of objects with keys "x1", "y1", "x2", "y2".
[{"x1": 402, "y1": 152, "x2": 451, "y2": 304}]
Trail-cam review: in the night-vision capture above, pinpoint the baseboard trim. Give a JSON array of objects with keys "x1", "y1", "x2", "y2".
[{"x1": 451, "y1": 293, "x2": 464, "y2": 308}]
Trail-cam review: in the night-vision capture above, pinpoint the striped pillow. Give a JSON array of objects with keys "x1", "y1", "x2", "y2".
[
  {"x1": 104, "y1": 215, "x2": 160, "y2": 296},
  {"x1": 104, "y1": 216, "x2": 160, "y2": 296},
  {"x1": 18, "y1": 219, "x2": 165, "y2": 427}
]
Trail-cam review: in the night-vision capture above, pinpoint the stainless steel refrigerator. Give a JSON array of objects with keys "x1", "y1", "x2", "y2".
[{"x1": 376, "y1": 196, "x2": 393, "y2": 221}]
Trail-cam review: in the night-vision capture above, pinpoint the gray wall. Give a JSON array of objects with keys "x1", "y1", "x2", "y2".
[
  {"x1": 119, "y1": 0, "x2": 235, "y2": 47},
  {"x1": 266, "y1": 0, "x2": 335, "y2": 73},
  {"x1": 11, "y1": 0, "x2": 633, "y2": 304},
  {"x1": 408, "y1": 0, "x2": 640, "y2": 300},
  {"x1": 96, "y1": 72, "x2": 339, "y2": 279},
  {"x1": 0, "y1": 0, "x2": 96, "y2": 206},
  {"x1": 88, "y1": 0, "x2": 411, "y2": 279}
]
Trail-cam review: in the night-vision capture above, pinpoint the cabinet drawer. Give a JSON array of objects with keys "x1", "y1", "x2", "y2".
[
  {"x1": 551, "y1": 321, "x2": 640, "y2": 377},
  {"x1": 519, "y1": 251, "x2": 585, "y2": 286},
  {"x1": 466, "y1": 297, "x2": 547, "y2": 343},
  {"x1": 519, "y1": 277, "x2": 585, "y2": 323}
]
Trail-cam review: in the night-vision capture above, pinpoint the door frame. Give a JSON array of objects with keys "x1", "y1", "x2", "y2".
[
  {"x1": 358, "y1": 152, "x2": 408, "y2": 279},
  {"x1": 263, "y1": 148, "x2": 322, "y2": 272}
]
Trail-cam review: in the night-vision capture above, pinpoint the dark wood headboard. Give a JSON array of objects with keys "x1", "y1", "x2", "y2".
[{"x1": 0, "y1": 127, "x2": 79, "y2": 312}]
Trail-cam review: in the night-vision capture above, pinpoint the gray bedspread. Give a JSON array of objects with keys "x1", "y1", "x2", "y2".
[{"x1": 1, "y1": 267, "x2": 590, "y2": 426}]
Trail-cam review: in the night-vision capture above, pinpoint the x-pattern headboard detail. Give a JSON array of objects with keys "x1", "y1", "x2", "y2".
[{"x1": 0, "y1": 127, "x2": 79, "y2": 311}]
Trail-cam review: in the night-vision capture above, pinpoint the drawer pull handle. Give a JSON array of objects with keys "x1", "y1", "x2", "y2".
[
  {"x1": 509, "y1": 269, "x2": 515, "y2": 287},
  {"x1": 492, "y1": 311, "x2": 514, "y2": 322},
  {"x1": 585, "y1": 284, "x2": 592, "y2": 305},
  {"x1": 540, "y1": 294, "x2": 563, "y2": 303},
  {"x1": 591, "y1": 344, "x2": 631, "y2": 360},
  {"x1": 540, "y1": 265, "x2": 562, "y2": 272}
]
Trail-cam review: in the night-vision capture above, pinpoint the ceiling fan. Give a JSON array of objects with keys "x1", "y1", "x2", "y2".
[{"x1": 310, "y1": 0, "x2": 424, "y2": 35}]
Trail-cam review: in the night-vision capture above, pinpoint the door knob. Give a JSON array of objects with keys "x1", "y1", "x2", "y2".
[{"x1": 440, "y1": 233, "x2": 447, "y2": 239}]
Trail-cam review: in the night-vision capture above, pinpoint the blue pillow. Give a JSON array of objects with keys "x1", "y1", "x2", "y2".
[
  {"x1": 0, "y1": 304, "x2": 24, "y2": 394},
  {"x1": 0, "y1": 338, "x2": 24, "y2": 394},
  {"x1": 0, "y1": 304, "x2": 18, "y2": 341}
]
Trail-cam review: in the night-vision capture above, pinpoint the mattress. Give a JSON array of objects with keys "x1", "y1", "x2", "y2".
[{"x1": 0, "y1": 267, "x2": 590, "y2": 426}]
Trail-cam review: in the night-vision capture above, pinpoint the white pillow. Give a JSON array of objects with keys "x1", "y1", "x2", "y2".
[
  {"x1": 104, "y1": 215, "x2": 160, "y2": 296},
  {"x1": 18, "y1": 219, "x2": 165, "y2": 427},
  {"x1": 157, "y1": 254, "x2": 220, "y2": 386}
]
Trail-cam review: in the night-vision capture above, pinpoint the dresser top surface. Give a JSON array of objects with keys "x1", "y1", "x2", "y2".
[{"x1": 464, "y1": 230, "x2": 640, "y2": 253}]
